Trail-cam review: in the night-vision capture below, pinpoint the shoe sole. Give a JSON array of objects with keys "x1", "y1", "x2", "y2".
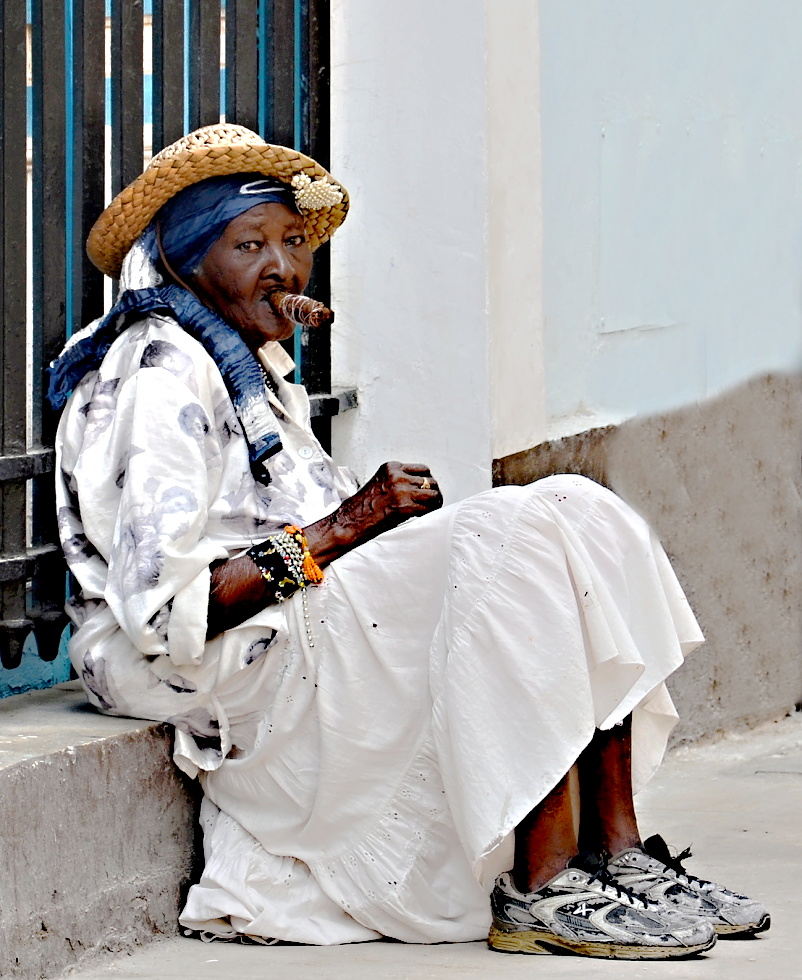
[
  {"x1": 487, "y1": 925, "x2": 716, "y2": 960},
  {"x1": 716, "y1": 912, "x2": 771, "y2": 937}
]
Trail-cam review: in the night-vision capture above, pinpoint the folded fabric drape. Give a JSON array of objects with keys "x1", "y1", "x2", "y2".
[{"x1": 48, "y1": 282, "x2": 282, "y2": 482}]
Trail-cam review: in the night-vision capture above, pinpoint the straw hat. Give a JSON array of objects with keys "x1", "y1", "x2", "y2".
[{"x1": 87, "y1": 123, "x2": 349, "y2": 279}]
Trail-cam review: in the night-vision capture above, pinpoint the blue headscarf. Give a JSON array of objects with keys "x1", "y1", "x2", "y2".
[
  {"x1": 156, "y1": 172, "x2": 297, "y2": 277},
  {"x1": 48, "y1": 173, "x2": 302, "y2": 483}
]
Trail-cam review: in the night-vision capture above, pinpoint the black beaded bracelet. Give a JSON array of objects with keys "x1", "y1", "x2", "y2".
[
  {"x1": 247, "y1": 527, "x2": 323, "y2": 649},
  {"x1": 247, "y1": 536, "x2": 304, "y2": 603}
]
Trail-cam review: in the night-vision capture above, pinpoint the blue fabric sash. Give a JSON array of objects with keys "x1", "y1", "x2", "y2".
[{"x1": 47, "y1": 285, "x2": 281, "y2": 483}]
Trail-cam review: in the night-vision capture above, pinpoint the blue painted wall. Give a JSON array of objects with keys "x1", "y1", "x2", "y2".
[
  {"x1": 0, "y1": 631, "x2": 72, "y2": 699},
  {"x1": 540, "y1": 0, "x2": 802, "y2": 436}
]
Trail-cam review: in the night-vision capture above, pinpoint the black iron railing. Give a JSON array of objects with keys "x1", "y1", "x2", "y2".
[{"x1": 0, "y1": 0, "x2": 333, "y2": 678}]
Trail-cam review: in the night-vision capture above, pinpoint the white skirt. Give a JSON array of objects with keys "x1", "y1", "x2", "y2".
[{"x1": 178, "y1": 475, "x2": 703, "y2": 945}]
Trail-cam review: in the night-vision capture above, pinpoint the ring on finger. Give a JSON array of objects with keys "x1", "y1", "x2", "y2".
[{"x1": 421, "y1": 477, "x2": 431, "y2": 490}]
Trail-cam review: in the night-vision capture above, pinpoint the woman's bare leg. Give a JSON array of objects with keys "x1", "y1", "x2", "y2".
[
  {"x1": 576, "y1": 715, "x2": 641, "y2": 856},
  {"x1": 512, "y1": 773, "x2": 577, "y2": 893},
  {"x1": 512, "y1": 715, "x2": 641, "y2": 892}
]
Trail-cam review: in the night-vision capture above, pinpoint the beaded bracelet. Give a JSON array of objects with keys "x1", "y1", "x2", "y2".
[
  {"x1": 283, "y1": 525, "x2": 325, "y2": 584},
  {"x1": 247, "y1": 525, "x2": 324, "y2": 647}
]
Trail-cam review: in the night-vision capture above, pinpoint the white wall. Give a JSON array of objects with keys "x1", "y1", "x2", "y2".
[
  {"x1": 487, "y1": 1, "x2": 546, "y2": 460},
  {"x1": 539, "y1": 0, "x2": 802, "y2": 438},
  {"x1": 330, "y1": 0, "x2": 802, "y2": 468},
  {"x1": 329, "y1": 0, "x2": 546, "y2": 499}
]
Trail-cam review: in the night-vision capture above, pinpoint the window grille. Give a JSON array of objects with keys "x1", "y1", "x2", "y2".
[{"x1": 0, "y1": 0, "x2": 333, "y2": 688}]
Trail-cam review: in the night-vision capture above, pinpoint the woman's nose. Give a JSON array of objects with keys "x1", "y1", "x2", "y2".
[{"x1": 259, "y1": 243, "x2": 292, "y2": 280}]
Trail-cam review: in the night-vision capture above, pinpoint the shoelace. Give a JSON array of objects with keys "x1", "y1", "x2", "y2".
[
  {"x1": 646, "y1": 841, "x2": 714, "y2": 892},
  {"x1": 581, "y1": 852, "x2": 652, "y2": 910}
]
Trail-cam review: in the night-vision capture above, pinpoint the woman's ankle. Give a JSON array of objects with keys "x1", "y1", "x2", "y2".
[
  {"x1": 512, "y1": 850, "x2": 575, "y2": 895},
  {"x1": 578, "y1": 828, "x2": 642, "y2": 857}
]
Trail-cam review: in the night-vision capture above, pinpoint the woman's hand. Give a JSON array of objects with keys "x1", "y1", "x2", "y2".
[
  {"x1": 207, "y1": 462, "x2": 441, "y2": 638},
  {"x1": 305, "y1": 461, "x2": 442, "y2": 565},
  {"x1": 342, "y1": 460, "x2": 442, "y2": 531}
]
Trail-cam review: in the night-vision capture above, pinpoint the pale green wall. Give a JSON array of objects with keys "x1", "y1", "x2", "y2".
[{"x1": 540, "y1": 0, "x2": 802, "y2": 437}]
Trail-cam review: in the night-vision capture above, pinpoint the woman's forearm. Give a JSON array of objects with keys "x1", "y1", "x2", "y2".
[
  {"x1": 302, "y1": 494, "x2": 394, "y2": 566},
  {"x1": 207, "y1": 553, "x2": 277, "y2": 638},
  {"x1": 206, "y1": 509, "x2": 381, "y2": 639},
  {"x1": 206, "y1": 461, "x2": 442, "y2": 639}
]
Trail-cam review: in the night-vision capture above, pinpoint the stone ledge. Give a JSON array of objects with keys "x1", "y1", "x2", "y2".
[
  {"x1": 0, "y1": 683, "x2": 198, "y2": 980},
  {"x1": 492, "y1": 373, "x2": 802, "y2": 743}
]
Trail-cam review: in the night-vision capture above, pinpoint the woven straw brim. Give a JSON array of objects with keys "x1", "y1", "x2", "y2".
[{"x1": 87, "y1": 142, "x2": 349, "y2": 279}]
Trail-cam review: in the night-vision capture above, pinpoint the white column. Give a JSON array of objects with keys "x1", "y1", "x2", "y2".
[
  {"x1": 329, "y1": 0, "x2": 546, "y2": 500},
  {"x1": 487, "y1": 0, "x2": 546, "y2": 460}
]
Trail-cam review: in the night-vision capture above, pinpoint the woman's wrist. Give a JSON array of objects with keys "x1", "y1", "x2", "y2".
[
  {"x1": 207, "y1": 526, "x2": 325, "y2": 638},
  {"x1": 207, "y1": 553, "x2": 272, "y2": 638},
  {"x1": 248, "y1": 525, "x2": 324, "y2": 595},
  {"x1": 304, "y1": 498, "x2": 386, "y2": 567}
]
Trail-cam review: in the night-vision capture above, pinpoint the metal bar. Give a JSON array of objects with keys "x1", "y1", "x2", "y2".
[
  {"x1": 27, "y1": 466, "x2": 68, "y2": 660},
  {"x1": 304, "y1": 0, "x2": 329, "y2": 167},
  {"x1": 151, "y1": 0, "x2": 184, "y2": 153},
  {"x1": 225, "y1": 0, "x2": 258, "y2": 131},
  {"x1": 0, "y1": 546, "x2": 63, "y2": 585},
  {"x1": 30, "y1": 0, "x2": 73, "y2": 657},
  {"x1": 110, "y1": 0, "x2": 145, "y2": 195},
  {"x1": 290, "y1": 0, "x2": 304, "y2": 375},
  {"x1": 263, "y1": 0, "x2": 299, "y2": 372},
  {"x1": 300, "y1": 0, "x2": 330, "y2": 412},
  {"x1": 30, "y1": 0, "x2": 67, "y2": 446},
  {"x1": 30, "y1": 0, "x2": 68, "y2": 652},
  {"x1": 308, "y1": 388, "x2": 358, "y2": 419},
  {"x1": 1, "y1": 0, "x2": 32, "y2": 668},
  {"x1": 187, "y1": 0, "x2": 221, "y2": 130},
  {"x1": 29, "y1": 0, "x2": 67, "y2": 659},
  {"x1": 257, "y1": 0, "x2": 267, "y2": 136},
  {"x1": 23, "y1": 3, "x2": 71, "y2": 669},
  {"x1": 69, "y1": 0, "x2": 106, "y2": 333},
  {"x1": 0, "y1": 0, "x2": 27, "y2": 456},
  {"x1": 0, "y1": 450, "x2": 55, "y2": 483},
  {"x1": 293, "y1": 0, "x2": 303, "y2": 146},
  {"x1": 262, "y1": 0, "x2": 294, "y2": 145}
]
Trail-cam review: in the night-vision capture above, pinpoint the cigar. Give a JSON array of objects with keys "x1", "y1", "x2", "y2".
[{"x1": 267, "y1": 290, "x2": 334, "y2": 328}]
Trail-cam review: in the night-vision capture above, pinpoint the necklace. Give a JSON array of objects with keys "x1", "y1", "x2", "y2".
[{"x1": 260, "y1": 365, "x2": 279, "y2": 396}]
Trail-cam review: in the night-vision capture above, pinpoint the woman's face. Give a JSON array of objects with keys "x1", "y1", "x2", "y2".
[{"x1": 192, "y1": 202, "x2": 313, "y2": 351}]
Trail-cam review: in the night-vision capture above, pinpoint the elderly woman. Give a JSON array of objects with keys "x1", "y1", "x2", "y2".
[{"x1": 49, "y1": 125, "x2": 767, "y2": 959}]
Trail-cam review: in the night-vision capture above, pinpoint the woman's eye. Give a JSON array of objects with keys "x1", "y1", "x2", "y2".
[
  {"x1": 285, "y1": 235, "x2": 306, "y2": 247},
  {"x1": 237, "y1": 241, "x2": 261, "y2": 252}
]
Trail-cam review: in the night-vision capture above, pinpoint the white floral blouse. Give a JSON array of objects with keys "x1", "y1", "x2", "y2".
[{"x1": 56, "y1": 314, "x2": 358, "y2": 771}]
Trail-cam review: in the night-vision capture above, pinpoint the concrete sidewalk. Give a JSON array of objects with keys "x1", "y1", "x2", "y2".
[{"x1": 61, "y1": 714, "x2": 802, "y2": 980}]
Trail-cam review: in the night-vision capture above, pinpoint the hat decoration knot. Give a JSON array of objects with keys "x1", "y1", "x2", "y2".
[{"x1": 290, "y1": 173, "x2": 345, "y2": 210}]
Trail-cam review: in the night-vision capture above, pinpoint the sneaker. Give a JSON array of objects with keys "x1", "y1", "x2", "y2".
[
  {"x1": 487, "y1": 853, "x2": 717, "y2": 959},
  {"x1": 607, "y1": 834, "x2": 771, "y2": 937}
]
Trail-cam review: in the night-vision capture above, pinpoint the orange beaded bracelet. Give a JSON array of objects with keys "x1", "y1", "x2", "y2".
[{"x1": 284, "y1": 525, "x2": 325, "y2": 585}]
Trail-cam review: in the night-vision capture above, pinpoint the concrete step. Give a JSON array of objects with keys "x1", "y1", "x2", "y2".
[
  {"x1": 0, "y1": 683, "x2": 198, "y2": 980},
  {"x1": 4, "y1": 681, "x2": 800, "y2": 980},
  {"x1": 61, "y1": 713, "x2": 802, "y2": 980}
]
